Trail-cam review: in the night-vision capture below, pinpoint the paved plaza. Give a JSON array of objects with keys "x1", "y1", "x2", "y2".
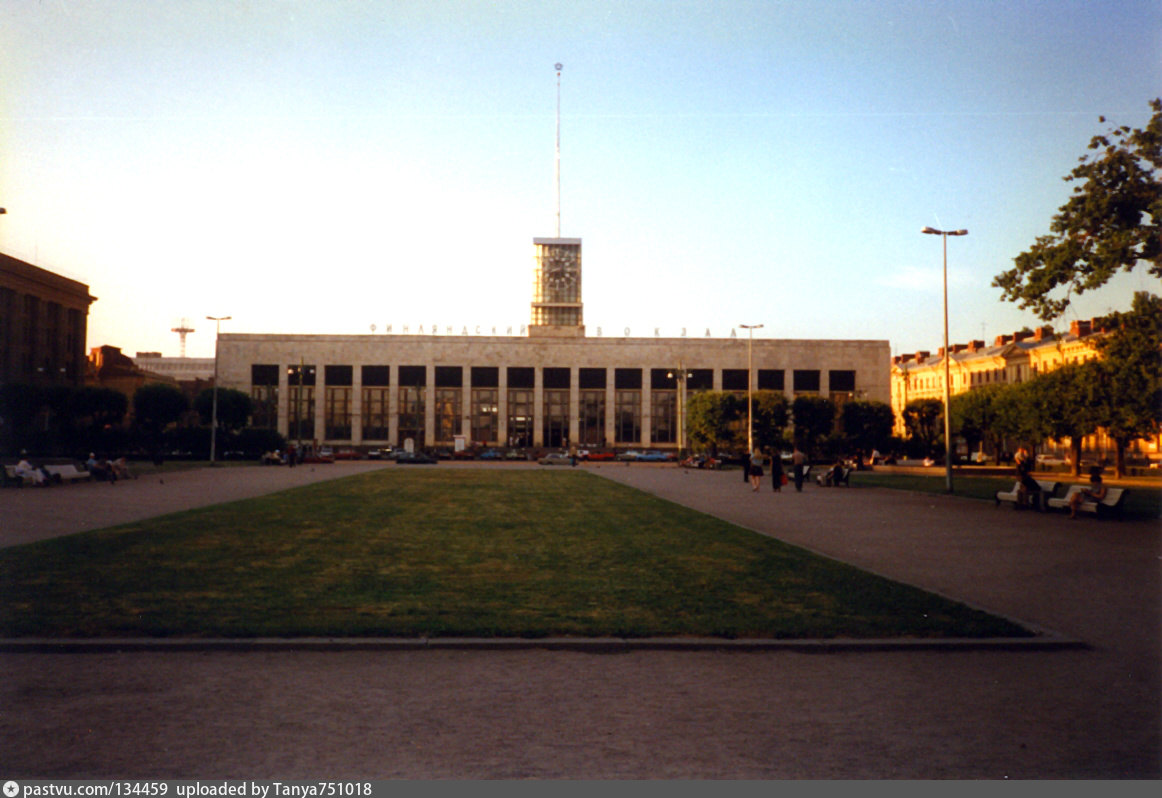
[{"x1": 1, "y1": 462, "x2": 1158, "y2": 778}]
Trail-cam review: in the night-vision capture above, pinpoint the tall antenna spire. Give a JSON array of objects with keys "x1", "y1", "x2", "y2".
[
  {"x1": 555, "y1": 62, "x2": 563, "y2": 237},
  {"x1": 171, "y1": 318, "x2": 195, "y2": 358}
]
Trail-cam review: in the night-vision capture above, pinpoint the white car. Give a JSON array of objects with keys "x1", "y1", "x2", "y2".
[{"x1": 538, "y1": 452, "x2": 573, "y2": 466}]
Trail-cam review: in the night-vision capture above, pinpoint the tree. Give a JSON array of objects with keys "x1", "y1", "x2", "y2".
[
  {"x1": 1091, "y1": 291, "x2": 1162, "y2": 477},
  {"x1": 791, "y1": 395, "x2": 836, "y2": 459},
  {"x1": 686, "y1": 391, "x2": 742, "y2": 456},
  {"x1": 951, "y1": 384, "x2": 1005, "y2": 462},
  {"x1": 1029, "y1": 361, "x2": 1104, "y2": 477},
  {"x1": 901, "y1": 398, "x2": 943, "y2": 458},
  {"x1": 750, "y1": 390, "x2": 791, "y2": 452},
  {"x1": 195, "y1": 388, "x2": 253, "y2": 431},
  {"x1": 838, "y1": 400, "x2": 894, "y2": 456},
  {"x1": 133, "y1": 384, "x2": 189, "y2": 449},
  {"x1": 993, "y1": 99, "x2": 1161, "y2": 320}
]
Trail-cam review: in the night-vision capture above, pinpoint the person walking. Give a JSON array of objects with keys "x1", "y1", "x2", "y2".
[
  {"x1": 791, "y1": 446, "x2": 807, "y2": 492},
  {"x1": 749, "y1": 449, "x2": 764, "y2": 491}
]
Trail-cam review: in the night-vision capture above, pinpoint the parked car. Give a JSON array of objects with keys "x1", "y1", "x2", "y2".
[
  {"x1": 616, "y1": 450, "x2": 643, "y2": 462},
  {"x1": 367, "y1": 448, "x2": 392, "y2": 460},
  {"x1": 680, "y1": 454, "x2": 721, "y2": 469},
  {"x1": 395, "y1": 451, "x2": 437, "y2": 465},
  {"x1": 539, "y1": 452, "x2": 573, "y2": 466},
  {"x1": 478, "y1": 448, "x2": 503, "y2": 460},
  {"x1": 580, "y1": 450, "x2": 615, "y2": 461},
  {"x1": 334, "y1": 448, "x2": 362, "y2": 460},
  {"x1": 505, "y1": 449, "x2": 529, "y2": 461},
  {"x1": 637, "y1": 450, "x2": 670, "y2": 462}
]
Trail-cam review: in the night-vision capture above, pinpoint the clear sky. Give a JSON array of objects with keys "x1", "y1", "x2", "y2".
[{"x1": 2, "y1": 0, "x2": 1159, "y2": 360}]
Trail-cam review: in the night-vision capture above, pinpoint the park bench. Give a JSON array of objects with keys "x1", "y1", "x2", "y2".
[
  {"x1": 43, "y1": 464, "x2": 92, "y2": 483},
  {"x1": 3, "y1": 465, "x2": 36, "y2": 487},
  {"x1": 816, "y1": 466, "x2": 851, "y2": 487},
  {"x1": 995, "y1": 479, "x2": 1060, "y2": 511},
  {"x1": 1046, "y1": 485, "x2": 1128, "y2": 519}
]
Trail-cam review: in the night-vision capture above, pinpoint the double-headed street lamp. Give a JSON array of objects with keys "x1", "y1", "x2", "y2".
[
  {"x1": 739, "y1": 323, "x2": 763, "y2": 453},
  {"x1": 921, "y1": 226, "x2": 967, "y2": 494},
  {"x1": 206, "y1": 316, "x2": 231, "y2": 464}
]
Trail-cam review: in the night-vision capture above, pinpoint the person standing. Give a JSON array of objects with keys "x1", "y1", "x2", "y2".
[
  {"x1": 791, "y1": 446, "x2": 807, "y2": 492},
  {"x1": 769, "y1": 449, "x2": 785, "y2": 492},
  {"x1": 749, "y1": 449, "x2": 764, "y2": 492}
]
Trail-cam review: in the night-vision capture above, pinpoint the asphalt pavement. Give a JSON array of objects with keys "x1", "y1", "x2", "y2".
[{"x1": 1, "y1": 461, "x2": 1158, "y2": 778}]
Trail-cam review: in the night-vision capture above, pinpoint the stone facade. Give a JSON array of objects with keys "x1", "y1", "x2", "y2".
[
  {"x1": 217, "y1": 332, "x2": 889, "y2": 452},
  {"x1": 0, "y1": 252, "x2": 97, "y2": 387}
]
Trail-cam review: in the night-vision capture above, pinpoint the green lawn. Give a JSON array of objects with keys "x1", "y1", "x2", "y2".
[{"x1": 0, "y1": 468, "x2": 1031, "y2": 640}]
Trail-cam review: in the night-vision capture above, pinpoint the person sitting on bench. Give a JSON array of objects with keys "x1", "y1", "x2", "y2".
[{"x1": 1069, "y1": 473, "x2": 1108, "y2": 519}]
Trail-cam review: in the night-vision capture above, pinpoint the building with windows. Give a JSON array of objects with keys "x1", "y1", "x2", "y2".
[
  {"x1": 1, "y1": 252, "x2": 97, "y2": 387},
  {"x1": 216, "y1": 237, "x2": 889, "y2": 453},
  {"x1": 890, "y1": 317, "x2": 1160, "y2": 461}
]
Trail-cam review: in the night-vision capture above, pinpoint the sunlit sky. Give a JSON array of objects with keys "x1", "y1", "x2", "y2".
[{"x1": 2, "y1": 0, "x2": 1159, "y2": 360}]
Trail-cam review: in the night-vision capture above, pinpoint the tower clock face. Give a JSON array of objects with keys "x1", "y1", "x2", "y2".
[{"x1": 544, "y1": 251, "x2": 578, "y2": 291}]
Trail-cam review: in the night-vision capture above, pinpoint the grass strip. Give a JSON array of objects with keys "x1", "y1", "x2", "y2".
[{"x1": 0, "y1": 468, "x2": 1030, "y2": 640}]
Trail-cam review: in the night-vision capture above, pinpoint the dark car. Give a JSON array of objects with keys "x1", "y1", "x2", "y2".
[{"x1": 396, "y1": 451, "x2": 437, "y2": 465}]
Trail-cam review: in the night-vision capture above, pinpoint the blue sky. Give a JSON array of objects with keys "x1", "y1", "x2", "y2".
[{"x1": 2, "y1": 0, "x2": 1159, "y2": 359}]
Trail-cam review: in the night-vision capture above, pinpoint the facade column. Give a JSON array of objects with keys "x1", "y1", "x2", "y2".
[
  {"x1": 388, "y1": 365, "x2": 399, "y2": 447},
  {"x1": 351, "y1": 366, "x2": 363, "y2": 446},
  {"x1": 568, "y1": 366, "x2": 580, "y2": 447},
  {"x1": 498, "y1": 367, "x2": 509, "y2": 447},
  {"x1": 533, "y1": 367, "x2": 545, "y2": 447},
  {"x1": 278, "y1": 364, "x2": 290, "y2": 440},
  {"x1": 641, "y1": 371, "x2": 652, "y2": 446},
  {"x1": 424, "y1": 364, "x2": 436, "y2": 447},
  {"x1": 462, "y1": 369, "x2": 473, "y2": 441},
  {"x1": 604, "y1": 370, "x2": 615, "y2": 449}
]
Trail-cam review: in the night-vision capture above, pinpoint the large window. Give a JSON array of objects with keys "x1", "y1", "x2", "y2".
[
  {"x1": 651, "y1": 390, "x2": 676, "y2": 444},
  {"x1": 508, "y1": 389, "x2": 534, "y2": 448},
  {"x1": 615, "y1": 390, "x2": 641, "y2": 443},
  {"x1": 325, "y1": 387, "x2": 352, "y2": 440},
  {"x1": 287, "y1": 364, "x2": 316, "y2": 442},
  {"x1": 435, "y1": 388, "x2": 461, "y2": 443},
  {"x1": 614, "y1": 368, "x2": 641, "y2": 444},
  {"x1": 758, "y1": 369, "x2": 784, "y2": 391},
  {"x1": 472, "y1": 388, "x2": 498, "y2": 444},
  {"x1": 362, "y1": 388, "x2": 390, "y2": 441},
  {"x1": 362, "y1": 365, "x2": 390, "y2": 441},
  {"x1": 398, "y1": 365, "x2": 426, "y2": 448},
  {"x1": 578, "y1": 390, "x2": 605, "y2": 447},
  {"x1": 793, "y1": 369, "x2": 820, "y2": 394},
  {"x1": 829, "y1": 369, "x2": 856, "y2": 403},
  {"x1": 324, "y1": 365, "x2": 353, "y2": 440},
  {"x1": 543, "y1": 389, "x2": 569, "y2": 448},
  {"x1": 250, "y1": 364, "x2": 279, "y2": 429}
]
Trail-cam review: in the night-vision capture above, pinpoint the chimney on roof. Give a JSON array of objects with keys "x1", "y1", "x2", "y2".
[
  {"x1": 917, "y1": 350, "x2": 930, "y2": 361},
  {"x1": 995, "y1": 334, "x2": 1013, "y2": 346},
  {"x1": 952, "y1": 343, "x2": 968, "y2": 353},
  {"x1": 1070, "y1": 319, "x2": 1093, "y2": 337},
  {"x1": 1013, "y1": 330, "x2": 1034, "y2": 342},
  {"x1": 1034, "y1": 325, "x2": 1055, "y2": 341},
  {"x1": 968, "y1": 340, "x2": 985, "y2": 352}
]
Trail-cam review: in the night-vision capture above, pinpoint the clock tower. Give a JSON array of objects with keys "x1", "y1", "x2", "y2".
[{"x1": 530, "y1": 237, "x2": 583, "y2": 337}]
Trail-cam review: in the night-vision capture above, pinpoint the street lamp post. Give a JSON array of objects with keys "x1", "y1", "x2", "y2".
[
  {"x1": 206, "y1": 315, "x2": 231, "y2": 464},
  {"x1": 667, "y1": 364, "x2": 692, "y2": 456},
  {"x1": 739, "y1": 324, "x2": 763, "y2": 453},
  {"x1": 921, "y1": 226, "x2": 968, "y2": 493}
]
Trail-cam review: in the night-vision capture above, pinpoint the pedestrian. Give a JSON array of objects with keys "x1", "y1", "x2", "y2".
[
  {"x1": 769, "y1": 449, "x2": 785, "y2": 492},
  {"x1": 791, "y1": 445, "x2": 807, "y2": 492},
  {"x1": 749, "y1": 449, "x2": 764, "y2": 492},
  {"x1": 15, "y1": 453, "x2": 47, "y2": 486}
]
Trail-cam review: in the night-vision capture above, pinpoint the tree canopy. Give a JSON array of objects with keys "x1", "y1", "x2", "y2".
[{"x1": 993, "y1": 98, "x2": 1161, "y2": 320}]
